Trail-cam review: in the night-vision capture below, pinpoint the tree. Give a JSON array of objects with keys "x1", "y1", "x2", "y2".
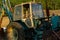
[{"x1": 0, "y1": 0, "x2": 60, "y2": 9}]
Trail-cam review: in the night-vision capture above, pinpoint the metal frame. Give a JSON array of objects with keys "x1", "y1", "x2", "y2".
[{"x1": 14, "y1": 2, "x2": 42, "y2": 28}]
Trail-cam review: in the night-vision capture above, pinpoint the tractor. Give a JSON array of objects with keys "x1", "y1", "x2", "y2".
[
  {"x1": 6, "y1": 1, "x2": 46, "y2": 40},
  {"x1": 0, "y1": 0, "x2": 45, "y2": 40},
  {"x1": 0, "y1": 0, "x2": 60, "y2": 40}
]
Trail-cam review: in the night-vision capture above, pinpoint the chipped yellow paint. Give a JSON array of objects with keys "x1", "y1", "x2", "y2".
[{"x1": 1, "y1": 16, "x2": 10, "y2": 28}]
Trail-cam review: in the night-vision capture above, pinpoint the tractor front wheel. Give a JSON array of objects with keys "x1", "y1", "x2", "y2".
[{"x1": 6, "y1": 22, "x2": 25, "y2": 40}]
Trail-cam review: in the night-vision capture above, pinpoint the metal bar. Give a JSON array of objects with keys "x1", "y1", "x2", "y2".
[{"x1": 52, "y1": 31, "x2": 60, "y2": 40}]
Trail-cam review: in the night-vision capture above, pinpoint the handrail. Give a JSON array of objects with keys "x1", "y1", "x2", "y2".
[{"x1": 2, "y1": 0, "x2": 13, "y2": 22}]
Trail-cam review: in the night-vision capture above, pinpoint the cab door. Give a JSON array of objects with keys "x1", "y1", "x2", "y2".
[{"x1": 22, "y1": 3, "x2": 34, "y2": 28}]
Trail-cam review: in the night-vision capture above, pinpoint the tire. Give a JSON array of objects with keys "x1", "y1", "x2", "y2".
[{"x1": 6, "y1": 22, "x2": 25, "y2": 40}]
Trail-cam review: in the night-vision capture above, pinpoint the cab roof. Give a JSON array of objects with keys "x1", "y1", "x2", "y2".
[{"x1": 15, "y1": 2, "x2": 41, "y2": 8}]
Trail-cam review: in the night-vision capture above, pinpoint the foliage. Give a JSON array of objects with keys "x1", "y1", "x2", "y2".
[{"x1": 0, "y1": 0, "x2": 60, "y2": 10}]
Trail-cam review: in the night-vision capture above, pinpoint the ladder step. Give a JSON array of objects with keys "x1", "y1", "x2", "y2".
[
  {"x1": 38, "y1": 35, "x2": 42, "y2": 38},
  {"x1": 37, "y1": 31, "x2": 43, "y2": 35},
  {"x1": 39, "y1": 27, "x2": 44, "y2": 31}
]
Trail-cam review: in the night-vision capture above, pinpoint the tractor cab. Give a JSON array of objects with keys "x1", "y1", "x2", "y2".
[{"x1": 14, "y1": 2, "x2": 44, "y2": 28}]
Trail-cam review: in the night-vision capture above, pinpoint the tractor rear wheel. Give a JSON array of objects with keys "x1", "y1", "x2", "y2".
[{"x1": 6, "y1": 22, "x2": 25, "y2": 40}]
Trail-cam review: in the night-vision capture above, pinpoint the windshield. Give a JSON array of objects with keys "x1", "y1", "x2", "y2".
[{"x1": 32, "y1": 3, "x2": 44, "y2": 19}]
